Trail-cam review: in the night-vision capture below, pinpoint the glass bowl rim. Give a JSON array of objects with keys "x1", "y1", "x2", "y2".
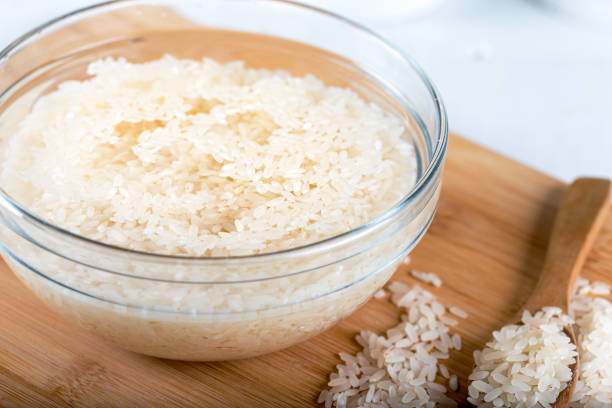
[{"x1": 0, "y1": 0, "x2": 448, "y2": 264}]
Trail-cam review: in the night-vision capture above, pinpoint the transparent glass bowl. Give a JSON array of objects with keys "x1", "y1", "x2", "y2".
[{"x1": 0, "y1": 0, "x2": 447, "y2": 361}]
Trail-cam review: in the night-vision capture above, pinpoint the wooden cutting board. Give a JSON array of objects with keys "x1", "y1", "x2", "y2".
[
  {"x1": 1, "y1": 6, "x2": 611, "y2": 408},
  {"x1": 1, "y1": 135, "x2": 611, "y2": 408}
]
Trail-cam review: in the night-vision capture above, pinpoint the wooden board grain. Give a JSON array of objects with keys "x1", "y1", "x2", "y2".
[
  {"x1": 1, "y1": 5, "x2": 612, "y2": 408},
  {"x1": 1, "y1": 135, "x2": 611, "y2": 408}
]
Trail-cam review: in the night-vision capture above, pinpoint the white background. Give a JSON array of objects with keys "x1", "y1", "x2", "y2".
[{"x1": 1, "y1": 0, "x2": 611, "y2": 182}]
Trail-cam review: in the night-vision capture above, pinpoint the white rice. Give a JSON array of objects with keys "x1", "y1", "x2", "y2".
[
  {"x1": 569, "y1": 277, "x2": 612, "y2": 407},
  {"x1": 0, "y1": 55, "x2": 438, "y2": 360},
  {"x1": 467, "y1": 307, "x2": 577, "y2": 408},
  {"x1": 468, "y1": 278, "x2": 612, "y2": 407},
  {"x1": 0, "y1": 55, "x2": 416, "y2": 256},
  {"x1": 411, "y1": 270, "x2": 443, "y2": 288},
  {"x1": 319, "y1": 280, "x2": 462, "y2": 407},
  {"x1": 449, "y1": 375, "x2": 459, "y2": 392},
  {"x1": 374, "y1": 289, "x2": 387, "y2": 299},
  {"x1": 449, "y1": 307, "x2": 468, "y2": 319}
]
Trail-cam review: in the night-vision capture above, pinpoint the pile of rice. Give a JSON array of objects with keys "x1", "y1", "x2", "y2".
[
  {"x1": 0, "y1": 55, "x2": 415, "y2": 256},
  {"x1": 569, "y1": 278, "x2": 612, "y2": 407},
  {"x1": 467, "y1": 307, "x2": 577, "y2": 407},
  {"x1": 468, "y1": 277, "x2": 612, "y2": 408},
  {"x1": 318, "y1": 277, "x2": 466, "y2": 408}
]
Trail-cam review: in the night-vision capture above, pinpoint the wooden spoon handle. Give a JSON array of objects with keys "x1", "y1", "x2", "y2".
[{"x1": 523, "y1": 177, "x2": 611, "y2": 314}]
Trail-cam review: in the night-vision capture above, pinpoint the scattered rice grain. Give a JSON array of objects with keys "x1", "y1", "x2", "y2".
[
  {"x1": 411, "y1": 270, "x2": 443, "y2": 288},
  {"x1": 320, "y1": 281, "x2": 463, "y2": 407}
]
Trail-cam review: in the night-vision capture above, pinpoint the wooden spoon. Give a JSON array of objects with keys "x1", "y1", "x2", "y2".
[{"x1": 519, "y1": 177, "x2": 611, "y2": 407}]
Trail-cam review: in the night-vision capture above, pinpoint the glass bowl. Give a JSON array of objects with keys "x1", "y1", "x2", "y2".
[{"x1": 0, "y1": 0, "x2": 447, "y2": 361}]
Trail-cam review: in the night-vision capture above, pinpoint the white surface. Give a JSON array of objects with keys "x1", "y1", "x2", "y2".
[{"x1": 1, "y1": 0, "x2": 611, "y2": 181}]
